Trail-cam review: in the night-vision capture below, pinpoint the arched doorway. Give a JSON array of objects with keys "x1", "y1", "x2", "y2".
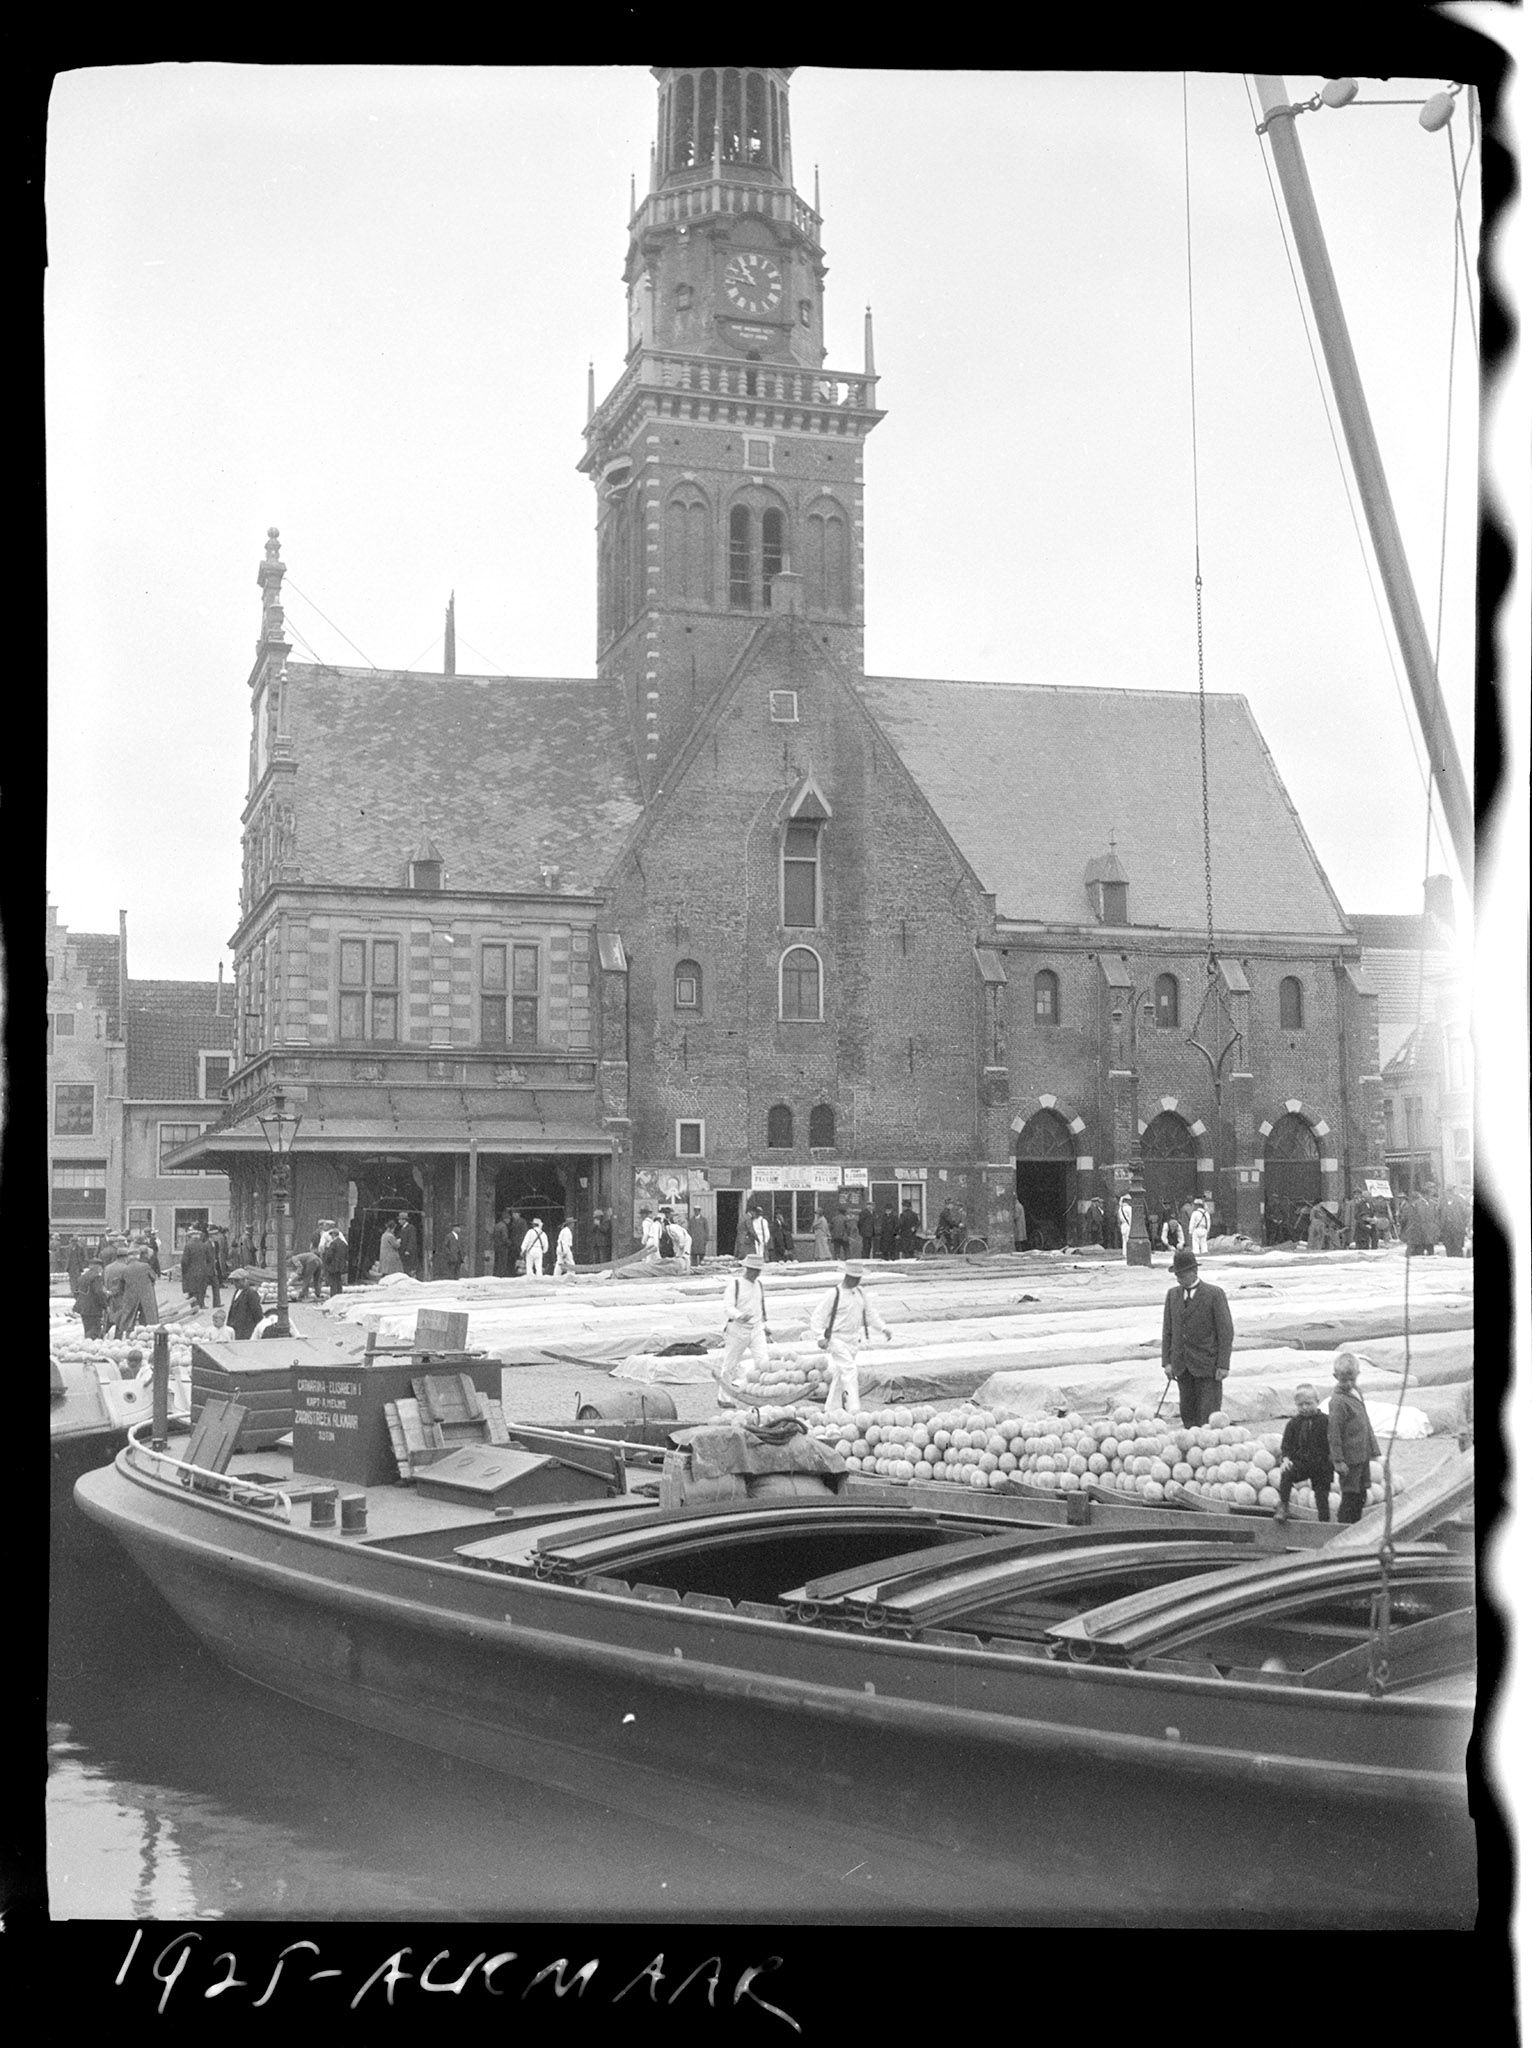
[
  {"x1": 1014, "y1": 1110, "x2": 1077, "y2": 1249},
  {"x1": 1265, "y1": 1113, "x2": 1321, "y2": 1242},
  {"x1": 492, "y1": 1157, "x2": 569, "y2": 1269},
  {"x1": 349, "y1": 1160, "x2": 424, "y2": 1281},
  {"x1": 1140, "y1": 1112, "x2": 1197, "y2": 1239}
]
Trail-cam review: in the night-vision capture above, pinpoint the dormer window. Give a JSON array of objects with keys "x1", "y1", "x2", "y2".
[
  {"x1": 409, "y1": 859, "x2": 442, "y2": 891},
  {"x1": 1084, "y1": 848, "x2": 1130, "y2": 924}
]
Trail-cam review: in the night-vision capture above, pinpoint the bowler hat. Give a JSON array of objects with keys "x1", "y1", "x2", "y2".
[{"x1": 1172, "y1": 1247, "x2": 1198, "y2": 1276}]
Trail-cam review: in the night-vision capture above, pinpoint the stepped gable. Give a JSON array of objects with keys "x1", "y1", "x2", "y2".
[
  {"x1": 280, "y1": 663, "x2": 645, "y2": 893},
  {"x1": 125, "y1": 981, "x2": 235, "y2": 1098},
  {"x1": 856, "y1": 676, "x2": 1350, "y2": 936},
  {"x1": 71, "y1": 932, "x2": 124, "y2": 1039}
]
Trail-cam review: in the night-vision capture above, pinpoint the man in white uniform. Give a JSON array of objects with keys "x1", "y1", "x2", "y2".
[
  {"x1": 554, "y1": 1220, "x2": 576, "y2": 1277},
  {"x1": 520, "y1": 1218, "x2": 549, "y2": 1277},
  {"x1": 1117, "y1": 1192, "x2": 1133, "y2": 1262},
  {"x1": 666, "y1": 1214, "x2": 692, "y2": 1264},
  {"x1": 1188, "y1": 1199, "x2": 1210, "y2": 1257},
  {"x1": 749, "y1": 1206, "x2": 772, "y2": 1261},
  {"x1": 718, "y1": 1252, "x2": 770, "y2": 1403},
  {"x1": 639, "y1": 1210, "x2": 664, "y2": 1261},
  {"x1": 809, "y1": 1263, "x2": 891, "y2": 1419}
]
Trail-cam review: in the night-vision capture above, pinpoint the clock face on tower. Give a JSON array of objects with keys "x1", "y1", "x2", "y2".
[{"x1": 722, "y1": 251, "x2": 783, "y2": 318}]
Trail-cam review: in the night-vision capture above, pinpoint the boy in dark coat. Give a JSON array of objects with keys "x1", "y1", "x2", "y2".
[
  {"x1": 1273, "y1": 1383, "x2": 1334, "y2": 1522},
  {"x1": 1328, "y1": 1356, "x2": 1381, "y2": 1524}
]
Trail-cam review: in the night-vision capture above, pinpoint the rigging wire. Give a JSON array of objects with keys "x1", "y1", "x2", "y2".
[
  {"x1": 1181, "y1": 75, "x2": 1216, "y2": 970},
  {"x1": 282, "y1": 577, "x2": 379, "y2": 670},
  {"x1": 1242, "y1": 74, "x2": 1443, "y2": 846}
]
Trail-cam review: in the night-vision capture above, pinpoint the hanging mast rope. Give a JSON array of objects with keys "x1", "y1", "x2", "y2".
[{"x1": 1250, "y1": 75, "x2": 1473, "y2": 887}]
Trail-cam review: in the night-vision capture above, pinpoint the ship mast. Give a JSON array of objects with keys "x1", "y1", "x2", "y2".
[{"x1": 1252, "y1": 75, "x2": 1474, "y2": 887}]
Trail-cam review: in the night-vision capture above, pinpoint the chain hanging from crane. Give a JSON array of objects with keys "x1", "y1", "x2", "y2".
[{"x1": 1179, "y1": 75, "x2": 1242, "y2": 1108}]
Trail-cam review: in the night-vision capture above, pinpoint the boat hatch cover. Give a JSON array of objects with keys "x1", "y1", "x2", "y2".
[
  {"x1": 814, "y1": 1537, "x2": 1272, "y2": 1636},
  {"x1": 781, "y1": 1522, "x2": 1255, "y2": 1613},
  {"x1": 521, "y1": 1504, "x2": 966, "y2": 1582},
  {"x1": 1046, "y1": 1547, "x2": 1473, "y2": 1664}
]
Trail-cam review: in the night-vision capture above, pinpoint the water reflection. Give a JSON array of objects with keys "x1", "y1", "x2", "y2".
[{"x1": 47, "y1": 1525, "x2": 878, "y2": 1920}]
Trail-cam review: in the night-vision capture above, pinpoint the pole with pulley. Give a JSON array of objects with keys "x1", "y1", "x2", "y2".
[{"x1": 1251, "y1": 75, "x2": 1473, "y2": 886}]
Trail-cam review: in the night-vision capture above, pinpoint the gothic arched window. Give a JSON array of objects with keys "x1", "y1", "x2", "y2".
[
  {"x1": 808, "y1": 1103, "x2": 836, "y2": 1148},
  {"x1": 767, "y1": 1103, "x2": 794, "y2": 1149},
  {"x1": 674, "y1": 959, "x2": 701, "y2": 1011},
  {"x1": 672, "y1": 72, "x2": 696, "y2": 170},
  {"x1": 768, "y1": 80, "x2": 780, "y2": 171},
  {"x1": 805, "y1": 499, "x2": 849, "y2": 613},
  {"x1": 721, "y1": 69, "x2": 742, "y2": 163},
  {"x1": 729, "y1": 504, "x2": 752, "y2": 608},
  {"x1": 1155, "y1": 973, "x2": 1180, "y2": 1029},
  {"x1": 1279, "y1": 976, "x2": 1305, "y2": 1030},
  {"x1": 760, "y1": 508, "x2": 786, "y2": 606},
  {"x1": 665, "y1": 489, "x2": 711, "y2": 604},
  {"x1": 1034, "y1": 969, "x2": 1060, "y2": 1025},
  {"x1": 780, "y1": 947, "x2": 822, "y2": 1022}
]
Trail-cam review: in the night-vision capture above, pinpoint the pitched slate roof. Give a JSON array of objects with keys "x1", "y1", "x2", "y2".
[
  {"x1": 1349, "y1": 911, "x2": 1457, "y2": 953},
  {"x1": 855, "y1": 678, "x2": 1350, "y2": 936},
  {"x1": 125, "y1": 981, "x2": 236, "y2": 1100},
  {"x1": 72, "y1": 933, "x2": 124, "y2": 1039},
  {"x1": 1351, "y1": 933, "x2": 1455, "y2": 1069},
  {"x1": 283, "y1": 665, "x2": 645, "y2": 894}
]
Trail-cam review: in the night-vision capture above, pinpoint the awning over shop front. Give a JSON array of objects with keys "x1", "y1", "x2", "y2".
[{"x1": 166, "y1": 1117, "x2": 617, "y2": 1169}]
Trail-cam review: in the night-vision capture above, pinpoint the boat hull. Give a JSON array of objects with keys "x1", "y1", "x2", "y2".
[{"x1": 75, "y1": 1458, "x2": 1477, "y2": 1924}]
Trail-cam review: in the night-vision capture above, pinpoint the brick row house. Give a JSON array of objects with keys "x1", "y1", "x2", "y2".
[
  {"x1": 46, "y1": 902, "x2": 233, "y2": 1253},
  {"x1": 173, "y1": 65, "x2": 1389, "y2": 1264}
]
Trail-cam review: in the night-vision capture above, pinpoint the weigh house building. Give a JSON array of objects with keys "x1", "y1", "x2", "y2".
[{"x1": 174, "y1": 65, "x2": 1385, "y2": 1262}]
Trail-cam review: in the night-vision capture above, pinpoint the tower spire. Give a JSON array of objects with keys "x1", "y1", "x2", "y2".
[
  {"x1": 864, "y1": 304, "x2": 876, "y2": 377},
  {"x1": 444, "y1": 592, "x2": 456, "y2": 677},
  {"x1": 587, "y1": 361, "x2": 595, "y2": 421}
]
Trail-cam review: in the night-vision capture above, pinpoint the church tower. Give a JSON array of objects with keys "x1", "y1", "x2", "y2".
[{"x1": 580, "y1": 66, "x2": 883, "y2": 791}]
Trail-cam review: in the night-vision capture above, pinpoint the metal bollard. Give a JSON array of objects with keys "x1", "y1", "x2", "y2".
[
  {"x1": 339, "y1": 1494, "x2": 368, "y2": 1534},
  {"x1": 309, "y1": 1486, "x2": 339, "y2": 1528},
  {"x1": 151, "y1": 1328, "x2": 170, "y2": 1449}
]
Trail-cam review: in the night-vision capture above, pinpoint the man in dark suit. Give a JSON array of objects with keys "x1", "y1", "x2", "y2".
[{"x1": 1161, "y1": 1245, "x2": 1234, "y2": 1427}]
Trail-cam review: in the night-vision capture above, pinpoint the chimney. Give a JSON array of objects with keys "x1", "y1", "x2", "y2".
[
  {"x1": 1422, "y1": 873, "x2": 1455, "y2": 932},
  {"x1": 216, "y1": 961, "x2": 224, "y2": 1016},
  {"x1": 117, "y1": 909, "x2": 128, "y2": 1032},
  {"x1": 444, "y1": 592, "x2": 456, "y2": 677}
]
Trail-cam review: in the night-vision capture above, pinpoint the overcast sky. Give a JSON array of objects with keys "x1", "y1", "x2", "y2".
[{"x1": 46, "y1": 61, "x2": 1498, "y2": 980}]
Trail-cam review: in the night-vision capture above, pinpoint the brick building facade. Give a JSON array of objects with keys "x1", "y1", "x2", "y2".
[{"x1": 175, "y1": 65, "x2": 1385, "y2": 1263}]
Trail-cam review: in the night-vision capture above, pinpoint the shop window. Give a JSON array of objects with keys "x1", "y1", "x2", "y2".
[
  {"x1": 1279, "y1": 976, "x2": 1304, "y2": 1030},
  {"x1": 1155, "y1": 974, "x2": 1180, "y2": 1028},
  {"x1": 780, "y1": 947, "x2": 822, "y2": 1022},
  {"x1": 51, "y1": 1159, "x2": 107, "y2": 1222},
  {"x1": 674, "y1": 960, "x2": 701, "y2": 1010},
  {"x1": 512, "y1": 944, "x2": 540, "y2": 1047},
  {"x1": 54, "y1": 1084, "x2": 95, "y2": 1136},
  {"x1": 1034, "y1": 969, "x2": 1060, "y2": 1024},
  {"x1": 766, "y1": 1104, "x2": 794, "y2": 1149},
  {"x1": 782, "y1": 823, "x2": 819, "y2": 927},
  {"x1": 677, "y1": 1119, "x2": 705, "y2": 1158},
  {"x1": 808, "y1": 1103, "x2": 836, "y2": 1148}
]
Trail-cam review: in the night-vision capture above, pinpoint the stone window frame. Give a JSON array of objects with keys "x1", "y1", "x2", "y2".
[
  {"x1": 338, "y1": 935, "x2": 401, "y2": 1044},
  {"x1": 674, "y1": 959, "x2": 702, "y2": 1011},
  {"x1": 1034, "y1": 967, "x2": 1061, "y2": 1025},
  {"x1": 1154, "y1": 973, "x2": 1180, "y2": 1029},
  {"x1": 676, "y1": 1118, "x2": 705, "y2": 1159},
  {"x1": 779, "y1": 945, "x2": 823, "y2": 1023},
  {"x1": 781, "y1": 822, "x2": 820, "y2": 928},
  {"x1": 808, "y1": 1102, "x2": 836, "y2": 1148},
  {"x1": 511, "y1": 943, "x2": 541, "y2": 1048},
  {"x1": 766, "y1": 1103, "x2": 795, "y2": 1149}
]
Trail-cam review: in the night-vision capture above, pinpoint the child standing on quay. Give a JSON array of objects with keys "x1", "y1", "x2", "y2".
[
  {"x1": 1273, "y1": 1383, "x2": 1334, "y2": 1523},
  {"x1": 1327, "y1": 1356, "x2": 1381, "y2": 1525}
]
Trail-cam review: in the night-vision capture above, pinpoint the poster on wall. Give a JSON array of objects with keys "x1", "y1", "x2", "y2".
[
  {"x1": 751, "y1": 1164, "x2": 844, "y2": 1192},
  {"x1": 633, "y1": 1164, "x2": 692, "y2": 1216}
]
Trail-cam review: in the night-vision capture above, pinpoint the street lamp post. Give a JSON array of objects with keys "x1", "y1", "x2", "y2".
[
  {"x1": 1124, "y1": 988, "x2": 1154, "y2": 1268},
  {"x1": 256, "y1": 1088, "x2": 303, "y2": 1337}
]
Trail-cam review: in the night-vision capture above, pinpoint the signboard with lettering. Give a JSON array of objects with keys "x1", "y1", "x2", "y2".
[
  {"x1": 751, "y1": 1164, "x2": 844, "y2": 1192},
  {"x1": 893, "y1": 1167, "x2": 929, "y2": 1181},
  {"x1": 292, "y1": 1357, "x2": 503, "y2": 1487}
]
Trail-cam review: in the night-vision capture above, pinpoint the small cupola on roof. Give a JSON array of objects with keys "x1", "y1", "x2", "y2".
[
  {"x1": 406, "y1": 835, "x2": 444, "y2": 891},
  {"x1": 1084, "y1": 843, "x2": 1130, "y2": 924}
]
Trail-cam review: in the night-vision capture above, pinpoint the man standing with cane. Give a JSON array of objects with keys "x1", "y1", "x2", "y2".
[{"x1": 1160, "y1": 1245, "x2": 1234, "y2": 1428}]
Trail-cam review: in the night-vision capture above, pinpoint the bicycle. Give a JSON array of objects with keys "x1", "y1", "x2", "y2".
[{"x1": 921, "y1": 1232, "x2": 989, "y2": 1256}]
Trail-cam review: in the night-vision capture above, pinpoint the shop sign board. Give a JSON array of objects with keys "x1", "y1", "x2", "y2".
[{"x1": 751, "y1": 1164, "x2": 844, "y2": 1191}]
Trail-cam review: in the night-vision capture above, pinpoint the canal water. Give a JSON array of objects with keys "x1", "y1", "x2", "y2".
[{"x1": 47, "y1": 1521, "x2": 906, "y2": 1924}]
